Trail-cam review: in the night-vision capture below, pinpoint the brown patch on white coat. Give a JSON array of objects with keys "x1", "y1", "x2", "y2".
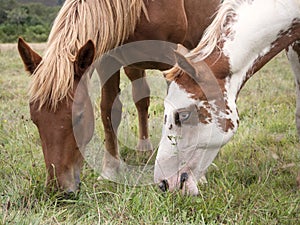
[{"x1": 165, "y1": 45, "x2": 236, "y2": 133}]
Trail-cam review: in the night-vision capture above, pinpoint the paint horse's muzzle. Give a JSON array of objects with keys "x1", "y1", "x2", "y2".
[{"x1": 158, "y1": 172, "x2": 199, "y2": 195}]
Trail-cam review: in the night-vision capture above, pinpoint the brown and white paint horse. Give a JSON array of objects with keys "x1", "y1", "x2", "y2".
[
  {"x1": 154, "y1": 0, "x2": 300, "y2": 195},
  {"x1": 18, "y1": 0, "x2": 219, "y2": 194}
]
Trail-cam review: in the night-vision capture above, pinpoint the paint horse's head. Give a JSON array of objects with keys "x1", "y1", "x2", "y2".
[
  {"x1": 154, "y1": 45, "x2": 239, "y2": 195},
  {"x1": 18, "y1": 38, "x2": 95, "y2": 194}
]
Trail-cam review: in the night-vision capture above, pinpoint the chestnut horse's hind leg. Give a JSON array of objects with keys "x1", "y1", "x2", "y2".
[
  {"x1": 124, "y1": 67, "x2": 153, "y2": 151},
  {"x1": 286, "y1": 41, "x2": 300, "y2": 188},
  {"x1": 99, "y1": 71, "x2": 123, "y2": 179}
]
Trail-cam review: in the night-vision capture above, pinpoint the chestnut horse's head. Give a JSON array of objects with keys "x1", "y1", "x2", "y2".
[{"x1": 18, "y1": 38, "x2": 95, "y2": 194}]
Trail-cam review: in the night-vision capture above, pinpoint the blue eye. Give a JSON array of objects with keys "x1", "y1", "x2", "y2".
[
  {"x1": 174, "y1": 110, "x2": 191, "y2": 126},
  {"x1": 179, "y1": 111, "x2": 190, "y2": 121}
]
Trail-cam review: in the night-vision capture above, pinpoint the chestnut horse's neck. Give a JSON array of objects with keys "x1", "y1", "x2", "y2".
[
  {"x1": 29, "y1": 0, "x2": 146, "y2": 111},
  {"x1": 196, "y1": 0, "x2": 300, "y2": 100}
]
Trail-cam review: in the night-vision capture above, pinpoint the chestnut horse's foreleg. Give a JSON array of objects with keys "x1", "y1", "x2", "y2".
[
  {"x1": 286, "y1": 41, "x2": 300, "y2": 188},
  {"x1": 124, "y1": 67, "x2": 153, "y2": 151},
  {"x1": 99, "y1": 71, "x2": 123, "y2": 179}
]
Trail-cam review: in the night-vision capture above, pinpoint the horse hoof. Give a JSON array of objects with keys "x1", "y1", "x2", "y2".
[{"x1": 136, "y1": 138, "x2": 153, "y2": 151}]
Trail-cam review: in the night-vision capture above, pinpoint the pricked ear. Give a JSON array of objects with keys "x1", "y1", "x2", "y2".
[
  {"x1": 75, "y1": 40, "x2": 95, "y2": 77},
  {"x1": 164, "y1": 47, "x2": 196, "y2": 81},
  {"x1": 174, "y1": 50, "x2": 197, "y2": 79},
  {"x1": 18, "y1": 37, "x2": 42, "y2": 74}
]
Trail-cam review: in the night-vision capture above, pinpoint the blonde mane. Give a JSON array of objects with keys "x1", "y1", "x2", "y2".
[
  {"x1": 165, "y1": 0, "x2": 248, "y2": 81},
  {"x1": 29, "y1": 0, "x2": 146, "y2": 110},
  {"x1": 188, "y1": 0, "x2": 248, "y2": 61}
]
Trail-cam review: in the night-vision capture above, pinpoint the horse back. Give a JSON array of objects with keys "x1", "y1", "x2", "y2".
[
  {"x1": 127, "y1": 0, "x2": 220, "y2": 49},
  {"x1": 183, "y1": 0, "x2": 220, "y2": 49}
]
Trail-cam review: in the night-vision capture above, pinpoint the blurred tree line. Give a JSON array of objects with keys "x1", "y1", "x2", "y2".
[{"x1": 0, "y1": 0, "x2": 64, "y2": 42}]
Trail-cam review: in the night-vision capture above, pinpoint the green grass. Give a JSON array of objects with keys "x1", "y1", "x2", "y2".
[{"x1": 0, "y1": 44, "x2": 299, "y2": 224}]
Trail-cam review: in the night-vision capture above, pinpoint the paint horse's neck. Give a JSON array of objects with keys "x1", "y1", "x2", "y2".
[
  {"x1": 208, "y1": 0, "x2": 300, "y2": 101},
  {"x1": 164, "y1": 0, "x2": 300, "y2": 167},
  {"x1": 177, "y1": 0, "x2": 300, "y2": 134}
]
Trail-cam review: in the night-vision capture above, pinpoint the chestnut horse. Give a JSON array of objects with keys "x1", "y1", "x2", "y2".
[
  {"x1": 154, "y1": 0, "x2": 300, "y2": 195},
  {"x1": 18, "y1": 0, "x2": 219, "y2": 194}
]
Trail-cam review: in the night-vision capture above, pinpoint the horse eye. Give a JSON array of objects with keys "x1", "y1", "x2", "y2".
[
  {"x1": 179, "y1": 111, "x2": 190, "y2": 121},
  {"x1": 73, "y1": 112, "x2": 84, "y2": 126},
  {"x1": 164, "y1": 115, "x2": 167, "y2": 124},
  {"x1": 174, "y1": 112, "x2": 180, "y2": 126}
]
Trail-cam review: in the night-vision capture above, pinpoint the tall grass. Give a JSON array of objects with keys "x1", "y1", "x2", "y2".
[{"x1": 0, "y1": 44, "x2": 299, "y2": 224}]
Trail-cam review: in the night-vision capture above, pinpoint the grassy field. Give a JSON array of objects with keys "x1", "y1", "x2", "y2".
[{"x1": 0, "y1": 44, "x2": 299, "y2": 224}]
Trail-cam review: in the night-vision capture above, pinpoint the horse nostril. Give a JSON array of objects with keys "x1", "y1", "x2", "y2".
[
  {"x1": 159, "y1": 179, "x2": 169, "y2": 192},
  {"x1": 180, "y1": 172, "x2": 189, "y2": 189},
  {"x1": 62, "y1": 188, "x2": 80, "y2": 200}
]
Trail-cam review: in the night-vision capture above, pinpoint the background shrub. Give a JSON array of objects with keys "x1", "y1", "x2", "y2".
[{"x1": 0, "y1": 0, "x2": 63, "y2": 43}]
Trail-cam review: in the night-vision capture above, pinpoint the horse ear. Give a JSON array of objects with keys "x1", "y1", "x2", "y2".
[
  {"x1": 174, "y1": 50, "x2": 197, "y2": 79},
  {"x1": 164, "y1": 44, "x2": 196, "y2": 81},
  {"x1": 18, "y1": 37, "x2": 42, "y2": 75},
  {"x1": 165, "y1": 46, "x2": 213, "y2": 85},
  {"x1": 75, "y1": 40, "x2": 95, "y2": 77}
]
